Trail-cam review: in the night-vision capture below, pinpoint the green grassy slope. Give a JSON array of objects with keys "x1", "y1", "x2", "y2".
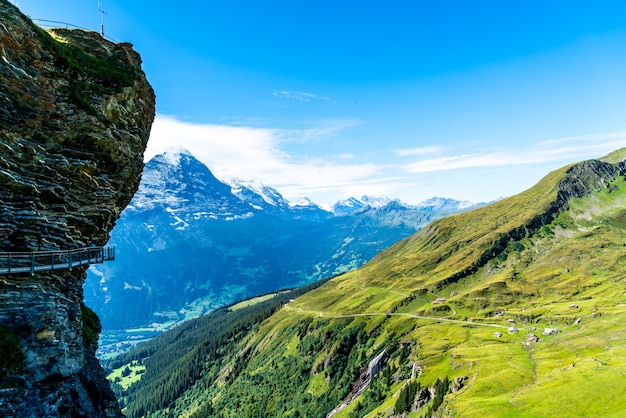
[{"x1": 116, "y1": 150, "x2": 626, "y2": 417}]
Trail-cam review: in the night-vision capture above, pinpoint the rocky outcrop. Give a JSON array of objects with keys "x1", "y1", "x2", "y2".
[{"x1": 0, "y1": 0, "x2": 155, "y2": 416}]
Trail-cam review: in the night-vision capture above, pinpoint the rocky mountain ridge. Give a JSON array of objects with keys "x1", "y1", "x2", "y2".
[
  {"x1": 0, "y1": 1, "x2": 155, "y2": 416},
  {"x1": 127, "y1": 149, "x2": 334, "y2": 222},
  {"x1": 126, "y1": 149, "x2": 477, "y2": 224}
]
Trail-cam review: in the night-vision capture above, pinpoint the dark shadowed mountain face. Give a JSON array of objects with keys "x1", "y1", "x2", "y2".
[{"x1": 84, "y1": 151, "x2": 479, "y2": 353}]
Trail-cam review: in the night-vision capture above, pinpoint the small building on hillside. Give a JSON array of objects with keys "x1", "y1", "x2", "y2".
[
  {"x1": 542, "y1": 328, "x2": 561, "y2": 335},
  {"x1": 432, "y1": 297, "x2": 447, "y2": 305}
]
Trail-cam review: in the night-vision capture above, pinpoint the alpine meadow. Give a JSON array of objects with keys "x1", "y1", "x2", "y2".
[{"x1": 106, "y1": 149, "x2": 626, "y2": 417}]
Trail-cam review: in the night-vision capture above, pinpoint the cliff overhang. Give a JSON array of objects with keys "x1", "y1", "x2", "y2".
[{"x1": 0, "y1": 0, "x2": 155, "y2": 416}]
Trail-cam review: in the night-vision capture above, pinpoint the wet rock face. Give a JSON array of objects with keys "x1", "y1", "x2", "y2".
[{"x1": 0, "y1": 0, "x2": 155, "y2": 416}]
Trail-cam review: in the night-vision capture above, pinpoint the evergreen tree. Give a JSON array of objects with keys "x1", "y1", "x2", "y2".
[{"x1": 393, "y1": 379, "x2": 420, "y2": 414}]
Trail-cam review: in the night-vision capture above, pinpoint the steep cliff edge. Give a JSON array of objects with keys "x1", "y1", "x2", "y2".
[{"x1": 0, "y1": 0, "x2": 155, "y2": 416}]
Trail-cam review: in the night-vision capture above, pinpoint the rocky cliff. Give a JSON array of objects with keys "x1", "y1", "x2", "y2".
[{"x1": 0, "y1": 0, "x2": 155, "y2": 416}]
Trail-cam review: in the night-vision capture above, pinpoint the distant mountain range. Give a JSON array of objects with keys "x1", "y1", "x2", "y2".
[{"x1": 84, "y1": 150, "x2": 481, "y2": 354}]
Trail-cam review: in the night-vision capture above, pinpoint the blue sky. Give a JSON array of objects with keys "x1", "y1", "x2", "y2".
[{"x1": 15, "y1": 0, "x2": 626, "y2": 205}]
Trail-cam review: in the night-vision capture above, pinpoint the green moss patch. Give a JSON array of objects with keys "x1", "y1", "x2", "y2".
[
  {"x1": 30, "y1": 23, "x2": 137, "y2": 116},
  {"x1": 0, "y1": 325, "x2": 24, "y2": 377},
  {"x1": 82, "y1": 303, "x2": 102, "y2": 347}
]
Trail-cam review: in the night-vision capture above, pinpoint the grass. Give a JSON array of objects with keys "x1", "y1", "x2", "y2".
[
  {"x1": 229, "y1": 292, "x2": 284, "y2": 311},
  {"x1": 510, "y1": 312, "x2": 626, "y2": 417},
  {"x1": 29, "y1": 22, "x2": 137, "y2": 117},
  {"x1": 306, "y1": 372, "x2": 328, "y2": 396},
  {"x1": 108, "y1": 360, "x2": 146, "y2": 390},
  {"x1": 118, "y1": 152, "x2": 626, "y2": 417},
  {"x1": 223, "y1": 155, "x2": 626, "y2": 416}
]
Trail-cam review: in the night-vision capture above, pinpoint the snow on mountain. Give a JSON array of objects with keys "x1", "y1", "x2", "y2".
[
  {"x1": 127, "y1": 150, "x2": 481, "y2": 229},
  {"x1": 360, "y1": 195, "x2": 398, "y2": 208},
  {"x1": 291, "y1": 197, "x2": 315, "y2": 207},
  {"x1": 127, "y1": 150, "x2": 253, "y2": 223},
  {"x1": 332, "y1": 195, "x2": 402, "y2": 215},
  {"x1": 228, "y1": 178, "x2": 292, "y2": 210},
  {"x1": 332, "y1": 197, "x2": 366, "y2": 216},
  {"x1": 417, "y1": 196, "x2": 476, "y2": 211},
  {"x1": 127, "y1": 151, "x2": 335, "y2": 225},
  {"x1": 160, "y1": 146, "x2": 190, "y2": 166}
]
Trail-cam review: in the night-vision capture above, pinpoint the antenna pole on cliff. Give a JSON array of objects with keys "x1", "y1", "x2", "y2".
[{"x1": 98, "y1": 0, "x2": 108, "y2": 37}]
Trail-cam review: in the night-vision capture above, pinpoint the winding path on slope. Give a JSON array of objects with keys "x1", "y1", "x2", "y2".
[
  {"x1": 508, "y1": 350, "x2": 538, "y2": 406},
  {"x1": 283, "y1": 304, "x2": 513, "y2": 331}
]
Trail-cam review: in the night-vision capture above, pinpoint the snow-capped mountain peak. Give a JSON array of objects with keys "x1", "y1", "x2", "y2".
[
  {"x1": 332, "y1": 197, "x2": 365, "y2": 216},
  {"x1": 159, "y1": 146, "x2": 193, "y2": 166},
  {"x1": 128, "y1": 150, "x2": 480, "y2": 228},
  {"x1": 127, "y1": 151, "x2": 250, "y2": 221},
  {"x1": 332, "y1": 195, "x2": 399, "y2": 215},
  {"x1": 417, "y1": 196, "x2": 475, "y2": 210},
  {"x1": 228, "y1": 178, "x2": 290, "y2": 208},
  {"x1": 291, "y1": 197, "x2": 314, "y2": 207},
  {"x1": 126, "y1": 151, "x2": 332, "y2": 223},
  {"x1": 360, "y1": 195, "x2": 399, "y2": 208}
]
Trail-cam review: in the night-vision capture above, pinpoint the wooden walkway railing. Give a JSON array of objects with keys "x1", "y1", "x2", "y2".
[{"x1": 0, "y1": 246, "x2": 115, "y2": 275}]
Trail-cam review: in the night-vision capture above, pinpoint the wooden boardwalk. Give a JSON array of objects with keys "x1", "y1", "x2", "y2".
[{"x1": 0, "y1": 246, "x2": 115, "y2": 275}]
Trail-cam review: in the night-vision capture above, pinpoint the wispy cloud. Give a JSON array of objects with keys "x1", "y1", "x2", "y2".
[
  {"x1": 394, "y1": 145, "x2": 445, "y2": 157},
  {"x1": 146, "y1": 117, "x2": 626, "y2": 204},
  {"x1": 277, "y1": 119, "x2": 360, "y2": 143},
  {"x1": 539, "y1": 131, "x2": 626, "y2": 147},
  {"x1": 272, "y1": 90, "x2": 336, "y2": 104},
  {"x1": 401, "y1": 134, "x2": 626, "y2": 174}
]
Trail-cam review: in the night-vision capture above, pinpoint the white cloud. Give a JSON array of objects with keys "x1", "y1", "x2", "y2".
[
  {"x1": 145, "y1": 117, "x2": 626, "y2": 205},
  {"x1": 272, "y1": 90, "x2": 335, "y2": 104},
  {"x1": 146, "y1": 115, "x2": 283, "y2": 174},
  {"x1": 278, "y1": 119, "x2": 360, "y2": 143},
  {"x1": 337, "y1": 153, "x2": 356, "y2": 160},
  {"x1": 145, "y1": 115, "x2": 384, "y2": 202},
  {"x1": 539, "y1": 131, "x2": 626, "y2": 147},
  {"x1": 402, "y1": 134, "x2": 626, "y2": 174},
  {"x1": 394, "y1": 145, "x2": 445, "y2": 157}
]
